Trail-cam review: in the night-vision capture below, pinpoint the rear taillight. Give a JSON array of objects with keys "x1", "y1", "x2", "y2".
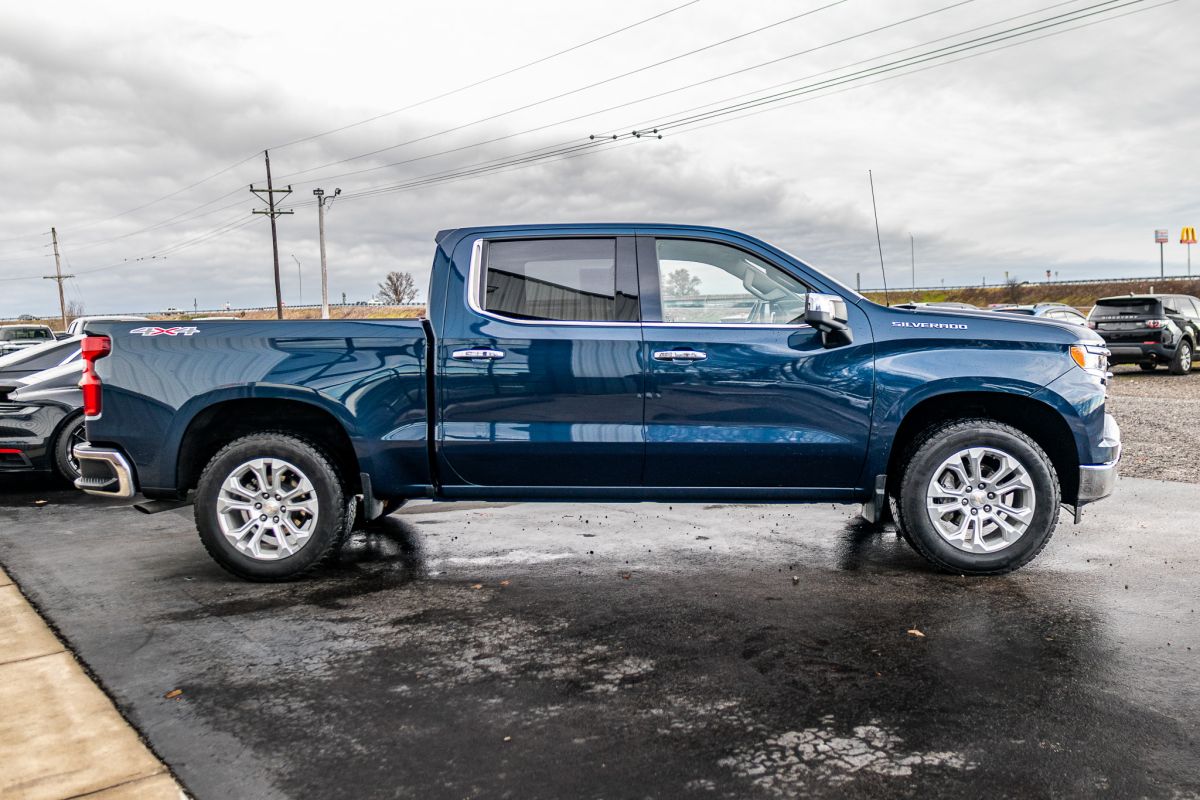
[
  {"x1": 80, "y1": 335, "x2": 111, "y2": 418},
  {"x1": 1086, "y1": 320, "x2": 1097, "y2": 329}
]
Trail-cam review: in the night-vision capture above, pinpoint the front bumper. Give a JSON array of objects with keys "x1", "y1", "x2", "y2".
[
  {"x1": 1077, "y1": 413, "x2": 1121, "y2": 505},
  {"x1": 74, "y1": 443, "x2": 138, "y2": 498}
]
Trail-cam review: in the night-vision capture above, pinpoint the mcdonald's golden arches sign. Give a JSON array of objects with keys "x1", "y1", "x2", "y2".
[{"x1": 1182, "y1": 226, "x2": 1198, "y2": 245}]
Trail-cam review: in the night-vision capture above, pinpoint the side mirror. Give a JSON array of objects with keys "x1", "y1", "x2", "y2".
[{"x1": 804, "y1": 293, "x2": 852, "y2": 347}]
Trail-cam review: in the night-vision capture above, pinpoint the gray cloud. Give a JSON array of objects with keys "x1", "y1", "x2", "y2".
[{"x1": 2, "y1": 0, "x2": 1198, "y2": 317}]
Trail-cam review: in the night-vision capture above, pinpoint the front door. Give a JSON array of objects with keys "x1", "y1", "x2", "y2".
[
  {"x1": 437, "y1": 235, "x2": 644, "y2": 488},
  {"x1": 639, "y1": 235, "x2": 873, "y2": 490}
]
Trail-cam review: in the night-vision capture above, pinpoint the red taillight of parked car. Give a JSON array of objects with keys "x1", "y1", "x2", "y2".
[{"x1": 80, "y1": 335, "x2": 111, "y2": 418}]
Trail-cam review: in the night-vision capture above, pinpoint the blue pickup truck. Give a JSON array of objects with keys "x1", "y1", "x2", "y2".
[{"x1": 74, "y1": 224, "x2": 1120, "y2": 580}]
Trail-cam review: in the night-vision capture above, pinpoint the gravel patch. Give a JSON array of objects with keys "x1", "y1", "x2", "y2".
[{"x1": 1106, "y1": 365, "x2": 1200, "y2": 483}]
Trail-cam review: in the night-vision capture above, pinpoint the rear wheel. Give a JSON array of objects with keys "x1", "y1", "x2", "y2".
[
  {"x1": 52, "y1": 413, "x2": 86, "y2": 483},
  {"x1": 894, "y1": 419, "x2": 1059, "y2": 575},
  {"x1": 1169, "y1": 338, "x2": 1193, "y2": 375},
  {"x1": 194, "y1": 432, "x2": 350, "y2": 581}
]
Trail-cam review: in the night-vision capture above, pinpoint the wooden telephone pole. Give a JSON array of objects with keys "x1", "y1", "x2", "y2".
[
  {"x1": 313, "y1": 187, "x2": 340, "y2": 320},
  {"x1": 44, "y1": 228, "x2": 74, "y2": 329},
  {"x1": 251, "y1": 150, "x2": 293, "y2": 319}
]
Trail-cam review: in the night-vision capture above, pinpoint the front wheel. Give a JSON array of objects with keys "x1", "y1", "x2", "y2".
[
  {"x1": 194, "y1": 432, "x2": 350, "y2": 581},
  {"x1": 894, "y1": 419, "x2": 1060, "y2": 575},
  {"x1": 1169, "y1": 339, "x2": 1193, "y2": 375}
]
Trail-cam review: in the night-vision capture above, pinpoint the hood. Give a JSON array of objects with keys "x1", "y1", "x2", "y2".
[{"x1": 881, "y1": 304, "x2": 1104, "y2": 344}]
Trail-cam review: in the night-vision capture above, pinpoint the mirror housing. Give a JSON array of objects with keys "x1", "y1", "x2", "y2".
[{"x1": 804, "y1": 293, "x2": 852, "y2": 347}]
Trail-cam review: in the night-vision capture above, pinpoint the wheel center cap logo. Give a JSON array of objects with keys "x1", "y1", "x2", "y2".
[{"x1": 969, "y1": 490, "x2": 987, "y2": 507}]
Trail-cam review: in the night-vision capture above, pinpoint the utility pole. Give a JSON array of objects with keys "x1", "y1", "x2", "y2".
[
  {"x1": 251, "y1": 150, "x2": 293, "y2": 319},
  {"x1": 44, "y1": 228, "x2": 74, "y2": 329},
  {"x1": 313, "y1": 188, "x2": 341, "y2": 320},
  {"x1": 909, "y1": 233, "x2": 915, "y2": 299}
]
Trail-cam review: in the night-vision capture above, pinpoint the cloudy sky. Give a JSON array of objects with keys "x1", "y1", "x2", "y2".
[{"x1": 1, "y1": 0, "x2": 1196, "y2": 317}]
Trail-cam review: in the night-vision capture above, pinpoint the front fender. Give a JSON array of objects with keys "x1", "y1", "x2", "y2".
[{"x1": 861, "y1": 339, "x2": 1074, "y2": 489}]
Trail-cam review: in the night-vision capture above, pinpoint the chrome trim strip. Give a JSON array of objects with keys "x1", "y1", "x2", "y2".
[
  {"x1": 73, "y1": 443, "x2": 136, "y2": 498},
  {"x1": 465, "y1": 236, "x2": 639, "y2": 328},
  {"x1": 465, "y1": 235, "x2": 815, "y2": 331}
]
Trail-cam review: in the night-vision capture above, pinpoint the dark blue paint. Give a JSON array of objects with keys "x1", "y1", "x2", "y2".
[{"x1": 84, "y1": 223, "x2": 1113, "y2": 506}]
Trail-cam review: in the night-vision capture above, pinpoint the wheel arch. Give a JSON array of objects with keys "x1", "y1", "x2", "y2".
[
  {"x1": 175, "y1": 397, "x2": 362, "y2": 497},
  {"x1": 886, "y1": 391, "x2": 1079, "y2": 504}
]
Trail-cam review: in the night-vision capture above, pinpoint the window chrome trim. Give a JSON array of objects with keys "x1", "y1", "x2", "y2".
[
  {"x1": 466, "y1": 235, "x2": 817, "y2": 331},
  {"x1": 644, "y1": 322, "x2": 813, "y2": 330},
  {"x1": 466, "y1": 236, "x2": 640, "y2": 328}
]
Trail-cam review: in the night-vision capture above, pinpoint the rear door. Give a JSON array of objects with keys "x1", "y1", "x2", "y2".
[
  {"x1": 1089, "y1": 298, "x2": 1164, "y2": 344},
  {"x1": 437, "y1": 235, "x2": 644, "y2": 489},
  {"x1": 637, "y1": 234, "x2": 874, "y2": 491}
]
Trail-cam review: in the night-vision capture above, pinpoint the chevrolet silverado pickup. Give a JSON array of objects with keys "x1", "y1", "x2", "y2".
[{"x1": 74, "y1": 224, "x2": 1120, "y2": 580}]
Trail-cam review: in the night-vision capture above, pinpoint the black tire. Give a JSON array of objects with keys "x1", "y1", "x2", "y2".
[
  {"x1": 194, "y1": 432, "x2": 351, "y2": 581},
  {"x1": 894, "y1": 419, "x2": 1060, "y2": 575},
  {"x1": 52, "y1": 413, "x2": 86, "y2": 483},
  {"x1": 1169, "y1": 338, "x2": 1193, "y2": 375},
  {"x1": 1138, "y1": 361, "x2": 1157, "y2": 372}
]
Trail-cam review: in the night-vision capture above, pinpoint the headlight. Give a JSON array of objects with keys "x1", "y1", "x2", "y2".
[{"x1": 1070, "y1": 343, "x2": 1109, "y2": 379}]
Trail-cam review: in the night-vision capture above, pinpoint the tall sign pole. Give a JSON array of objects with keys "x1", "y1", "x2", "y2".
[
  {"x1": 313, "y1": 187, "x2": 340, "y2": 320},
  {"x1": 1182, "y1": 226, "x2": 1197, "y2": 278},
  {"x1": 251, "y1": 150, "x2": 293, "y2": 319},
  {"x1": 1155, "y1": 229, "x2": 1168, "y2": 278}
]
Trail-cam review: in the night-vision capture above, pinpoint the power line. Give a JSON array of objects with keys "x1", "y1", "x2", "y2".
[
  {"x1": 277, "y1": 0, "x2": 985, "y2": 192},
  {"x1": 267, "y1": 0, "x2": 705, "y2": 152},
  {"x1": 274, "y1": 0, "x2": 854, "y2": 182},
  {"x1": 0, "y1": 1, "x2": 704, "y2": 245},
  {"x1": 286, "y1": 0, "x2": 1152, "y2": 206}
]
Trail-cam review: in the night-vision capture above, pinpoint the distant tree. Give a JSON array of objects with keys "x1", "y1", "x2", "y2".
[
  {"x1": 1004, "y1": 276, "x2": 1023, "y2": 304},
  {"x1": 664, "y1": 268, "x2": 701, "y2": 298},
  {"x1": 65, "y1": 300, "x2": 85, "y2": 325},
  {"x1": 377, "y1": 271, "x2": 418, "y2": 304}
]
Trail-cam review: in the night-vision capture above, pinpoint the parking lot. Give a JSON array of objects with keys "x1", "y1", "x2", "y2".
[{"x1": 2, "y1": 368, "x2": 1199, "y2": 800}]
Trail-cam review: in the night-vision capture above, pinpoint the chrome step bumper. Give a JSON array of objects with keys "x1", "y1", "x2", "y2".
[{"x1": 74, "y1": 443, "x2": 137, "y2": 498}]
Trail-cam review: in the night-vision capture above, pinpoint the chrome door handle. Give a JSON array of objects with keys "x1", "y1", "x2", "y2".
[
  {"x1": 653, "y1": 349, "x2": 707, "y2": 362},
  {"x1": 451, "y1": 348, "x2": 505, "y2": 361}
]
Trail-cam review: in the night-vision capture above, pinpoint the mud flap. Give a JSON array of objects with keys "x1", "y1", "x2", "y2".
[
  {"x1": 860, "y1": 474, "x2": 889, "y2": 524},
  {"x1": 359, "y1": 472, "x2": 385, "y2": 522}
]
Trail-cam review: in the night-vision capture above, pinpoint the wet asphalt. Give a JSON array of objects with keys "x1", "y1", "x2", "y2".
[{"x1": 0, "y1": 476, "x2": 1197, "y2": 800}]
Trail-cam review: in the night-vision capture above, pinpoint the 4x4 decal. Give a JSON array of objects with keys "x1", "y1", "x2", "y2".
[{"x1": 129, "y1": 326, "x2": 200, "y2": 336}]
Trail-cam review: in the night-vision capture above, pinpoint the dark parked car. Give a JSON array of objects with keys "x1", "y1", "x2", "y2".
[
  {"x1": 992, "y1": 303, "x2": 1088, "y2": 325},
  {"x1": 0, "y1": 337, "x2": 82, "y2": 397},
  {"x1": 0, "y1": 342, "x2": 85, "y2": 480},
  {"x1": 1087, "y1": 294, "x2": 1200, "y2": 374}
]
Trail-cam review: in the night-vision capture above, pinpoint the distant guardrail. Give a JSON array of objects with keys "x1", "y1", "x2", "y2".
[{"x1": 861, "y1": 274, "x2": 1200, "y2": 293}]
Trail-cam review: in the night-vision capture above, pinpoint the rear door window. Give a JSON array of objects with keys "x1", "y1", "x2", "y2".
[{"x1": 480, "y1": 238, "x2": 635, "y2": 323}]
